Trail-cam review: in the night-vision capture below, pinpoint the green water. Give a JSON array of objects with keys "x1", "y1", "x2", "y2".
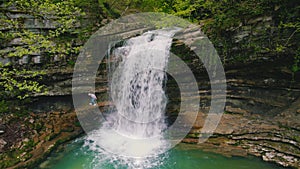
[{"x1": 38, "y1": 138, "x2": 286, "y2": 169}]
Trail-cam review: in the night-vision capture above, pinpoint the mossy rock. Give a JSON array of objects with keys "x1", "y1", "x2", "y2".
[
  {"x1": 61, "y1": 124, "x2": 74, "y2": 132},
  {"x1": 187, "y1": 133, "x2": 200, "y2": 138},
  {"x1": 45, "y1": 133, "x2": 59, "y2": 141}
]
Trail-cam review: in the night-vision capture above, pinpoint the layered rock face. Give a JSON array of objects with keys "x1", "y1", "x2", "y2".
[
  {"x1": 168, "y1": 26, "x2": 300, "y2": 168},
  {"x1": 179, "y1": 59, "x2": 300, "y2": 168}
]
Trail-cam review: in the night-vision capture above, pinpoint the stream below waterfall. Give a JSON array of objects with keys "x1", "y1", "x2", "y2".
[{"x1": 38, "y1": 138, "x2": 287, "y2": 169}]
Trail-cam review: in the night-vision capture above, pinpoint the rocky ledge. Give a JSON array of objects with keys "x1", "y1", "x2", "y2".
[
  {"x1": 0, "y1": 100, "x2": 113, "y2": 169},
  {"x1": 167, "y1": 26, "x2": 300, "y2": 168},
  {"x1": 0, "y1": 108, "x2": 82, "y2": 168}
]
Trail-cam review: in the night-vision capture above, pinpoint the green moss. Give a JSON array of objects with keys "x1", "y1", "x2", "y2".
[
  {"x1": 74, "y1": 121, "x2": 81, "y2": 127},
  {"x1": 293, "y1": 135, "x2": 300, "y2": 142},
  {"x1": 45, "y1": 133, "x2": 59, "y2": 141},
  {"x1": 34, "y1": 123, "x2": 43, "y2": 131},
  {"x1": 23, "y1": 139, "x2": 35, "y2": 150},
  {"x1": 187, "y1": 133, "x2": 200, "y2": 138},
  {"x1": 0, "y1": 150, "x2": 21, "y2": 168}
]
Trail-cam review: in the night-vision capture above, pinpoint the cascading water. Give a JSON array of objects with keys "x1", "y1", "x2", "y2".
[{"x1": 84, "y1": 28, "x2": 180, "y2": 168}]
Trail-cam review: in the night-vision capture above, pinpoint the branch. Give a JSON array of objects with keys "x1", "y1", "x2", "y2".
[{"x1": 284, "y1": 29, "x2": 298, "y2": 47}]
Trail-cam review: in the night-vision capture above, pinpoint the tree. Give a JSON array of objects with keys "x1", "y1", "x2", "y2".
[
  {"x1": 0, "y1": 0, "x2": 84, "y2": 99},
  {"x1": 0, "y1": 63, "x2": 45, "y2": 99},
  {"x1": 0, "y1": 0, "x2": 84, "y2": 58}
]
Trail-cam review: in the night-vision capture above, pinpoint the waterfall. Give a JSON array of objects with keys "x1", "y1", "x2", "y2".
[{"x1": 85, "y1": 28, "x2": 179, "y2": 168}]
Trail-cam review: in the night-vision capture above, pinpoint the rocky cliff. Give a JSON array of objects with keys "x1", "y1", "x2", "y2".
[{"x1": 169, "y1": 26, "x2": 300, "y2": 168}]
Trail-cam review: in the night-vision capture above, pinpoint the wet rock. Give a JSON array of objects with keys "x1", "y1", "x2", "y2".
[
  {"x1": 61, "y1": 124, "x2": 74, "y2": 132},
  {"x1": 39, "y1": 160, "x2": 50, "y2": 169},
  {"x1": 47, "y1": 144, "x2": 55, "y2": 151},
  {"x1": 35, "y1": 141, "x2": 44, "y2": 149},
  {"x1": 225, "y1": 106, "x2": 248, "y2": 114},
  {"x1": 264, "y1": 152, "x2": 276, "y2": 160}
]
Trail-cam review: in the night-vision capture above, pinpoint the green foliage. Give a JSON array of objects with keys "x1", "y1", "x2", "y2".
[
  {"x1": 67, "y1": 60, "x2": 75, "y2": 66},
  {"x1": 0, "y1": 100, "x2": 9, "y2": 113},
  {"x1": 132, "y1": 0, "x2": 299, "y2": 63},
  {"x1": 291, "y1": 48, "x2": 300, "y2": 73},
  {"x1": 0, "y1": 63, "x2": 46, "y2": 99},
  {"x1": 0, "y1": 0, "x2": 86, "y2": 99},
  {"x1": 0, "y1": 0, "x2": 84, "y2": 58}
]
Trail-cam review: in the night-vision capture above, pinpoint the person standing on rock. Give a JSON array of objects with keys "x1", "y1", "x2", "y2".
[{"x1": 88, "y1": 92, "x2": 97, "y2": 106}]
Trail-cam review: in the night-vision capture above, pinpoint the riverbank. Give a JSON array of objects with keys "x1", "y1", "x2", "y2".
[
  {"x1": 0, "y1": 108, "x2": 82, "y2": 169},
  {"x1": 0, "y1": 100, "x2": 114, "y2": 169},
  {"x1": 0, "y1": 99, "x2": 299, "y2": 168}
]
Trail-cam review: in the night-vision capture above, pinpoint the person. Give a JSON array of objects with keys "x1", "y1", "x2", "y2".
[{"x1": 88, "y1": 92, "x2": 97, "y2": 106}]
